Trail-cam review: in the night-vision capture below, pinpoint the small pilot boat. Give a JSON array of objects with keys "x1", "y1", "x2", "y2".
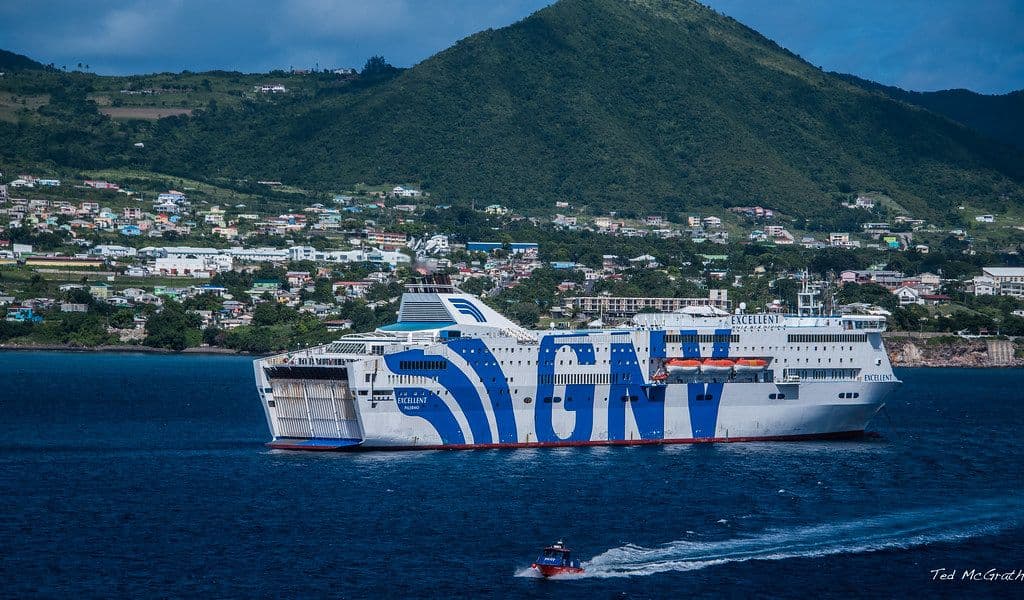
[
  {"x1": 531, "y1": 540, "x2": 584, "y2": 577},
  {"x1": 700, "y1": 358, "x2": 735, "y2": 375},
  {"x1": 665, "y1": 358, "x2": 701, "y2": 375},
  {"x1": 733, "y1": 358, "x2": 768, "y2": 373}
]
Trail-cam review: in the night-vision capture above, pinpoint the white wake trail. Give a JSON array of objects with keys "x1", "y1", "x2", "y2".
[{"x1": 580, "y1": 497, "x2": 1024, "y2": 579}]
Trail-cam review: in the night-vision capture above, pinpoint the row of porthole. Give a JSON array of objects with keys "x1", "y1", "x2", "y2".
[
  {"x1": 523, "y1": 396, "x2": 649, "y2": 404},
  {"x1": 839, "y1": 392, "x2": 861, "y2": 398},
  {"x1": 768, "y1": 393, "x2": 788, "y2": 399}
]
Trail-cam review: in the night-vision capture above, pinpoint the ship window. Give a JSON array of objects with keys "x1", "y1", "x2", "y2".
[
  {"x1": 543, "y1": 397, "x2": 552, "y2": 403},
  {"x1": 853, "y1": 392, "x2": 860, "y2": 398},
  {"x1": 553, "y1": 397, "x2": 562, "y2": 403},
  {"x1": 267, "y1": 400, "x2": 275, "y2": 407},
  {"x1": 524, "y1": 397, "x2": 533, "y2": 404}
]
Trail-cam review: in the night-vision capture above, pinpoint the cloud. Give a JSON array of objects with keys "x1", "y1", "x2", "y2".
[
  {"x1": 58, "y1": 1, "x2": 185, "y2": 57},
  {"x1": 704, "y1": 0, "x2": 1024, "y2": 93},
  {"x1": 0, "y1": 0, "x2": 1020, "y2": 92},
  {"x1": 278, "y1": 0, "x2": 415, "y2": 38}
]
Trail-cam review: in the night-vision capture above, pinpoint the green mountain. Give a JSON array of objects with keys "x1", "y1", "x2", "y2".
[
  {"x1": 836, "y1": 73, "x2": 1024, "y2": 151},
  {"x1": 3, "y1": 0, "x2": 1024, "y2": 222},
  {"x1": 145, "y1": 0, "x2": 1024, "y2": 219},
  {"x1": 0, "y1": 49, "x2": 48, "y2": 71}
]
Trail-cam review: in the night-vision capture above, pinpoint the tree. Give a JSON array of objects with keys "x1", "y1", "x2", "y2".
[
  {"x1": 64, "y1": 287, "x2": 94, "y2": 306},
  {"x1": 460, "y1": 276, "x2": 494, "y2": 296},
  {"x1": 836, "y1": 283, "x2": 898, "y2": 311},
  {"x1": 361, "y1": 56, "x2": 397, "y2": 77},
  {"x1": 183, "y1": 292, "x2": 224, "y2": 312},
  {"x1": 771, "y1": 278, "x2": 803, "y2": 308},
  {"x1": 307, "y1": 278, "x2": 336, "y2": 303},
  {"x1": 27, "y1": 274, "x2": 50, "y2": 297},
  {"x1": 508, "y1": 303, "x2": 541, "y2": 327},
  {"x1": 253, "y1": 302, "x2": 299, "y2": 326},
  {"x1": 808, "y1": 248, "x2": 863, "y2": 277},
  {"x1": 203, "y1": 326, "x2": 224, "y2": 346},
  {"x1": 109, "y1": 309, "x2": 135, "y2": 329},
  {"x1": 144, "y1": 300, "x2": 202, "y2": 350}
]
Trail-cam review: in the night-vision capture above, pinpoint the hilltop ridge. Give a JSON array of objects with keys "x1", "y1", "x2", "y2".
[{"x1": 1, "y1": 0, "x2": 1023, "y2": 222}]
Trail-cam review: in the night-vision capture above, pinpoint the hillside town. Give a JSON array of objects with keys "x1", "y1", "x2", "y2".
[{"x1": 1, "y1": 172, "x2": 1023, "y2": 356}]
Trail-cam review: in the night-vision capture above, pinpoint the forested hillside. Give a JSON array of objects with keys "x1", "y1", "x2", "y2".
[
  {"x1": 836, "y1": 73, "x2": 1024, "y2": 151},
  {"x1": 2, "y1": 0, "x2": 1023, "y2": 222}
]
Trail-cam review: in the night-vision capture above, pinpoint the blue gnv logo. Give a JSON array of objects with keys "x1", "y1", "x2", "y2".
[{"x1": 449, "y1": 299, "x2": 486, "y2": 323}]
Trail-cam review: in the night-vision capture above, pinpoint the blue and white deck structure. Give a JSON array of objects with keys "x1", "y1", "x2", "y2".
[{"x1": 254, "y1": 280, "x2": 899, "y2": 450}]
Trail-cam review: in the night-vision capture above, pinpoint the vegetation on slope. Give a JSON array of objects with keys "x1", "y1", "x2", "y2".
[
  {"x1": 836, "y1": 73, "x2": 1024, "y2": 151},
  {"x1": 1, "y1": 0, "x2": 1023, "y2": 222}
]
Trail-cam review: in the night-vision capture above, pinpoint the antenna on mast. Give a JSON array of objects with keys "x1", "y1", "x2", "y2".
[{"x1": 797, "y1": 269, "x2": 822, "y2": 317}]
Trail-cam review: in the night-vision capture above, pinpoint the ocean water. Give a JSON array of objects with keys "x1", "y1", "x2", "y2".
[{"x1": 1, "y1": 352, "x2": 1022, "y2": 598}]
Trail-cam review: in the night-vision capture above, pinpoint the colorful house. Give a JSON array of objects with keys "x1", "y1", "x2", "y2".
[{"x1": 5, "y1": 306, "x2": 43, "y2": 323}]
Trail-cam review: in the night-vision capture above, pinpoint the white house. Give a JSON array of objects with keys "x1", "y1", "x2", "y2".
[
  {"x1": 155, "y1": 254, "x2": 232, "y2": 276},
  {"x1": 971, "y1": 276, "x2": 996, "y2": 296},
  {"x1": 829, "y1": 233, "x2": 851, "y2": 247},
  {"x1": 90, "y1": 245, "x2": 137, "y2": 258},
  {"x1": 391, "y1": 186, "x2": 422, "y2": 198},
  {"x1": 893, "y1": 285, "x2": 922, "y2": 305}
]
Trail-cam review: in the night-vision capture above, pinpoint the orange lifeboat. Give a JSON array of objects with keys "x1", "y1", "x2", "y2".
[
  {"x1": 734, "y1": 358, "x2": 768, "y2": 373},
  {"x1": 665, "y1": 358, "x2": 701, "y2": 375},
  {"x1": 700, "y1": 358, "x2": 735, "y2": 374}
]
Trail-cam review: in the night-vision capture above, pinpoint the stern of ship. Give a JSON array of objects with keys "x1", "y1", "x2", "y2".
[{"x1": 254, "y1": 354, "x2": 365, "y2": 450}]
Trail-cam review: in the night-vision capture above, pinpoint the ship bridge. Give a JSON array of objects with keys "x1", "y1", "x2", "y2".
[{"x1": 383, "y1": 279, "x2": 536, "y2": 343}]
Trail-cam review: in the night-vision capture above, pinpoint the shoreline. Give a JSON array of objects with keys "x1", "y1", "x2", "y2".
[
  {"x1": 0, "y1": 343, "x2": 263, "y2": 356},
  {"x1": 1, "y1": 338, "x2": 1019, "y2": 367}
]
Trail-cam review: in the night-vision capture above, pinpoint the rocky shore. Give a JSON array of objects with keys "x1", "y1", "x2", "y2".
[{"x1": 885, "y1": 334, "x2": 1023, "y2": 368}]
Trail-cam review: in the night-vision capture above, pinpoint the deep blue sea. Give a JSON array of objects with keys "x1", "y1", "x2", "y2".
[{"x1": 1, "y1": 352, "x2": 1022, "y2": 598}]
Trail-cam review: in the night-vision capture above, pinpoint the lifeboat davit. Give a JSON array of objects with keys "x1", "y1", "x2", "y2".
[
  {"x1": 665, "y1": 358, "x2": 701, "y2": 375},
  {"x1": 700, "y1": 358, "x2": 735, "y2": 374},
  {"x1": 733, "y1": 358, "x2": 768, "y2": 373},
  {"x1": 531, "y1": 541, "x2": 585, "y2": 577}
]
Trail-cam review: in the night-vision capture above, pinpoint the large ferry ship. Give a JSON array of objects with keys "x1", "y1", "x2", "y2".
[{"x1": 253, "y1": 278, "x2": 900, "y2": 450}]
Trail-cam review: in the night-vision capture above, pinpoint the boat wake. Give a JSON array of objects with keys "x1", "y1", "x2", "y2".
[{"x1": 579, "y1": 497, "x2": 1024, "y2": 579}]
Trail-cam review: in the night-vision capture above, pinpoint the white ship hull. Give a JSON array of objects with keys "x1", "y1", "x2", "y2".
[
  {"x1": 254, "y1": 284, "x2": 900, "y2": 451},
  {"x1": 343, "y1": 383, "x2": 891, "y2": 450}
]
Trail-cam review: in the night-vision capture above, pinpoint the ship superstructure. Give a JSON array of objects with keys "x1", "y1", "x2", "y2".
[{"x1": 253, "y1": 279, "x2": 899, "y2": 450}]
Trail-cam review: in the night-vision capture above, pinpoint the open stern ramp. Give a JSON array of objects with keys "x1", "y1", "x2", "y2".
[{"x1": 258, "y1": 363, "x2": 364, "y2": 446}]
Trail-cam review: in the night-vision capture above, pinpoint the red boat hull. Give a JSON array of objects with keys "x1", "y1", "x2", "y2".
[{"x1": 532, "y1": 564, "x2": 585, "y2": 577}]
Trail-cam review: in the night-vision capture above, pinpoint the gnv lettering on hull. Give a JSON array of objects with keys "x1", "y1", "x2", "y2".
[
  {"x1": 386, "y1": 330, "x2": 729, "y2": 445},
  {"x1": 535, "y1": 335, "x2": 597, "y2": 442}
]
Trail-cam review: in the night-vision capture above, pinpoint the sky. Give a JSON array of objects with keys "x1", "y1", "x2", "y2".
[{"x1": 1, "y1": 1, "x2": 1021, "y2": 94}]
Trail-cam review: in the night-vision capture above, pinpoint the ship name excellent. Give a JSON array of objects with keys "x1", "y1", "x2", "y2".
[{"x1": 731, "y1": 314, "x2": 781, "y2": 325}]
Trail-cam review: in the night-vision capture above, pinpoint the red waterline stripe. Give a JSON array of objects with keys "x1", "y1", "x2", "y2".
[{"x1": 267, "y1": 430, "x2": 874, "y2": 452}]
